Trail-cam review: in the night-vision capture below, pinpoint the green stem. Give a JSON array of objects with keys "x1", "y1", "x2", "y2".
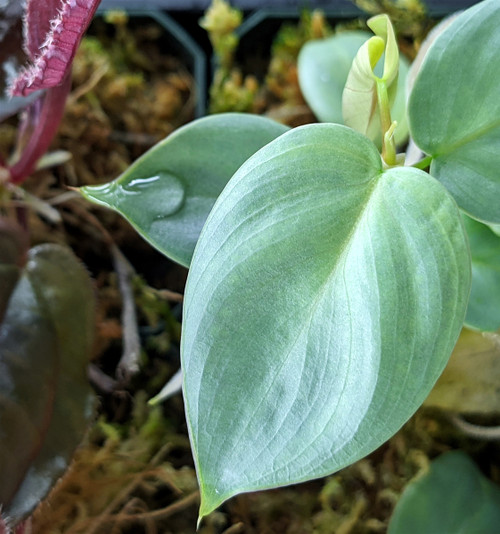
[
  {"x1": 411, "y1": 155, "x2": 433, "y2": 170},
  {"x1": 383, "y1": 122, "x2": 398, "y2": 168},
  {"x1": 376, "y1": 79, "x2": 396, "y2": 166}
]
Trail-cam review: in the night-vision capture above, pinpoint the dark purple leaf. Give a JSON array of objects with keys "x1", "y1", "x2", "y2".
[
  {"x1": 0, "y1": 244, "x2": 95, "y2": 524},
  {"x1": 9, "y1": 74, "x2": 72, "y2": 184},
  {"x1": 0, "y1": 219, "x2": 28, "y2": 324}
]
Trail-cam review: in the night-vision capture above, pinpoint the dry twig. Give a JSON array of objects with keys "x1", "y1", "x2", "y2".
[{"x1": 450, "y1": 414, "x2": 500, "y2": 441}]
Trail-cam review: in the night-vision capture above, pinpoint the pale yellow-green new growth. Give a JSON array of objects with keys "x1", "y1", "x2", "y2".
[{"x1": 342, "y1": 14, "x2": 400, "y2": 164}]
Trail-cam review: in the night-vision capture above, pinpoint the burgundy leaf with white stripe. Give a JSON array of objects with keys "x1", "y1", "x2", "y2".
[{"x1": 10, "y1": 0, "x2": 101, "y2": 96}]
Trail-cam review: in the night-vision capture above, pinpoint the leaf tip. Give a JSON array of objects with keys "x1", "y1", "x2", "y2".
[
  {"x1": 147, "y1": 394, "x2": 161, "y2": 407},
  {"x1": 197, "y1": 482, "x2": 229, "y2": 526},
  {"x1": 79, "y1": 184, "x2": 114, "y2": 208}
]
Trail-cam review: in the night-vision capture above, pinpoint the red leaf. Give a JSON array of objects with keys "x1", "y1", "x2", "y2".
[
  {"x1": 9, "y1": 74, "x2": 72, "y2": 184},
  {"x1": 10, "y1": 0, "x2": 101, "y2": 96}
]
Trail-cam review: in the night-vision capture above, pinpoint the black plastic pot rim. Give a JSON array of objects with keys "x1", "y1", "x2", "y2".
[{"x1": 99, "y1": 0, "x2": 483, "y2": 16}]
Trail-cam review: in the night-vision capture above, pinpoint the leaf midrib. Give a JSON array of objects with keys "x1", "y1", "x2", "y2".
[
  {"x1": 212, "y1": 170, "x2": 383, "y2": 493},
  {"x1": 432, "y1": 118, "x2": 500, "y2": 158}
]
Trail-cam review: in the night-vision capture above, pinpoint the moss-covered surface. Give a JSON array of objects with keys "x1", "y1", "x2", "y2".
[{"x1": 31, "y1": 393, "x2": 500, "y2": 533}]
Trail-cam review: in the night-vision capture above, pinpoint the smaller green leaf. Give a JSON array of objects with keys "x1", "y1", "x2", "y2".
[
  {"x1": 408, "y1": 0, "x2": 500, "y2": 223},
  {"x1": 0, "y1": 244, "x2": 95, "y2": 523},
  {"x1": 388, "y1": 451, "x2": 500, "y2": 534},
  {"x1": 81, "y1": 113, "x2": 288, "y2": 267},
  {"x1": 462, "y1": 215, "x2": 500, "y2": 331},
  {"x1": 406, "y1": 13, "x2": 460, "y2": 96}
]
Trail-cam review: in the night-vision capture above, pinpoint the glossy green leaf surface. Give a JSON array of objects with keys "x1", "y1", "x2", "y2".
[
  {"x1": 388, "y1": 451, "x2": 500, "y2": 534},
  {"x1": 462, "y1": 215, "x2": 500, "y2": 331},
  {"x1": 81, "y1": 113, "x2": 289, "y2": 267},
  {"x1": 0, "y1": 244, "x2": 95, "y2": 522},
  {"x1": 408, "y1": 0, "x2": 500, "y2": 223},
  {"x1": 181, "y1": 124, "x2": 471, "y2": 519}
]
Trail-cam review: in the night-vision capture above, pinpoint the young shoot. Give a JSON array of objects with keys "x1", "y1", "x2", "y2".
[{"x1": 343, "y1": 14, "x2": 401, "y2": 166}]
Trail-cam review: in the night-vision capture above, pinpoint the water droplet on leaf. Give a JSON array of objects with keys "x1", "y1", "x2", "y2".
[{"x1": 120, "y1": 172, "x2": 185, "y2": 219}]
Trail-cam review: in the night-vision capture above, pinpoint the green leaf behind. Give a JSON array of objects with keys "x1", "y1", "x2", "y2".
[
  {"x1": 408, "y1": 0, "x2": 500, "y2": 223},
  {"x1": 462, "y1": 215, "x2": 500, "y2": 332},
  {"x1": 298, "y1": 31, "x2": 371, "y2": 124},
  {"x1": 181, "y1": 124, "x2": 470, "y2": 519},
  {"x1": 388, "y1": 451, "x2": 500, "y2": 534},
  {"x1": 0, "y1": 244, "x2": 95, "y2": 522},
  {"x1": 81, "y1": 113, "x2": 289, "y2": 267}
]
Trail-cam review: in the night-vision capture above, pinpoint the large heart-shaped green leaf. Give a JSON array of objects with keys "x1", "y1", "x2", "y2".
[
  {"x1": 181, "y1": 124, "x2": 470, "y2": 520},
  {"x1": 81, "y1": 113, "x2": 288, "y2": 267},
  {"x1": 388, "y1": 451, "x2": 500, "y2": 534},
  {"x1": 462, "y1": 215, "x2": 500, "y2": 332},
  {"x1": 0, "y1": 244, "x2": 95, "y2": 523},
  {"x1": 408, "y1": 0, "x2": 500, "y2": 223}
]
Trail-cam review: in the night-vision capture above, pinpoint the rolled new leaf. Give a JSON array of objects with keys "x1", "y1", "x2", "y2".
[
  {"x1": 408, "y1": 0, "x2": 500, "y2": 224},
  {"x1": 298, "y1": 31, "x2": 371, "y2": 125},
  {"x1": 342, "y1": 14, "x2": 400, "y2": 143},
  {"x1": 0, "y1": 244, "x2": 95, "y2": 523},
  {"x1": 81, "y1": 113, "x2": 288, "y2": 267},
  {"x1": 181, "y1": 123, "x2": 470, "y2": 520},
  {"x1": 298, "y1": 30, "x2": 409, "y2": 147}
]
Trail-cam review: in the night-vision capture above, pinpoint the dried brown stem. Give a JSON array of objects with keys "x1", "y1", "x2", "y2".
[
  {"x1": 451, "y1": 414, "x2": 500, "y2": 441},
  {"x1": 116, "y1": 491, "x2": 200, "y2": 522},
  {"x1": 88, "y1": 363, "x2": 118, "y2": 393},
  {"x1": 60, "y1": 201, "x2": 142, "y2": 384},
  {"x1": 155, "y1": 288, "x2": 184, "y2": 303},
  {"x1": 110, "y1": 243, "x2": 141, "y2": 383},
  {"x1": 222, "y1": 522, "x2": 246, "y2": 534}
]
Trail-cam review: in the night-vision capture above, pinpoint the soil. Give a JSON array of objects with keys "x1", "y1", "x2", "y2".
[{"x1": 2, "y1": 6, "x2": 499, "y2": 534}]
